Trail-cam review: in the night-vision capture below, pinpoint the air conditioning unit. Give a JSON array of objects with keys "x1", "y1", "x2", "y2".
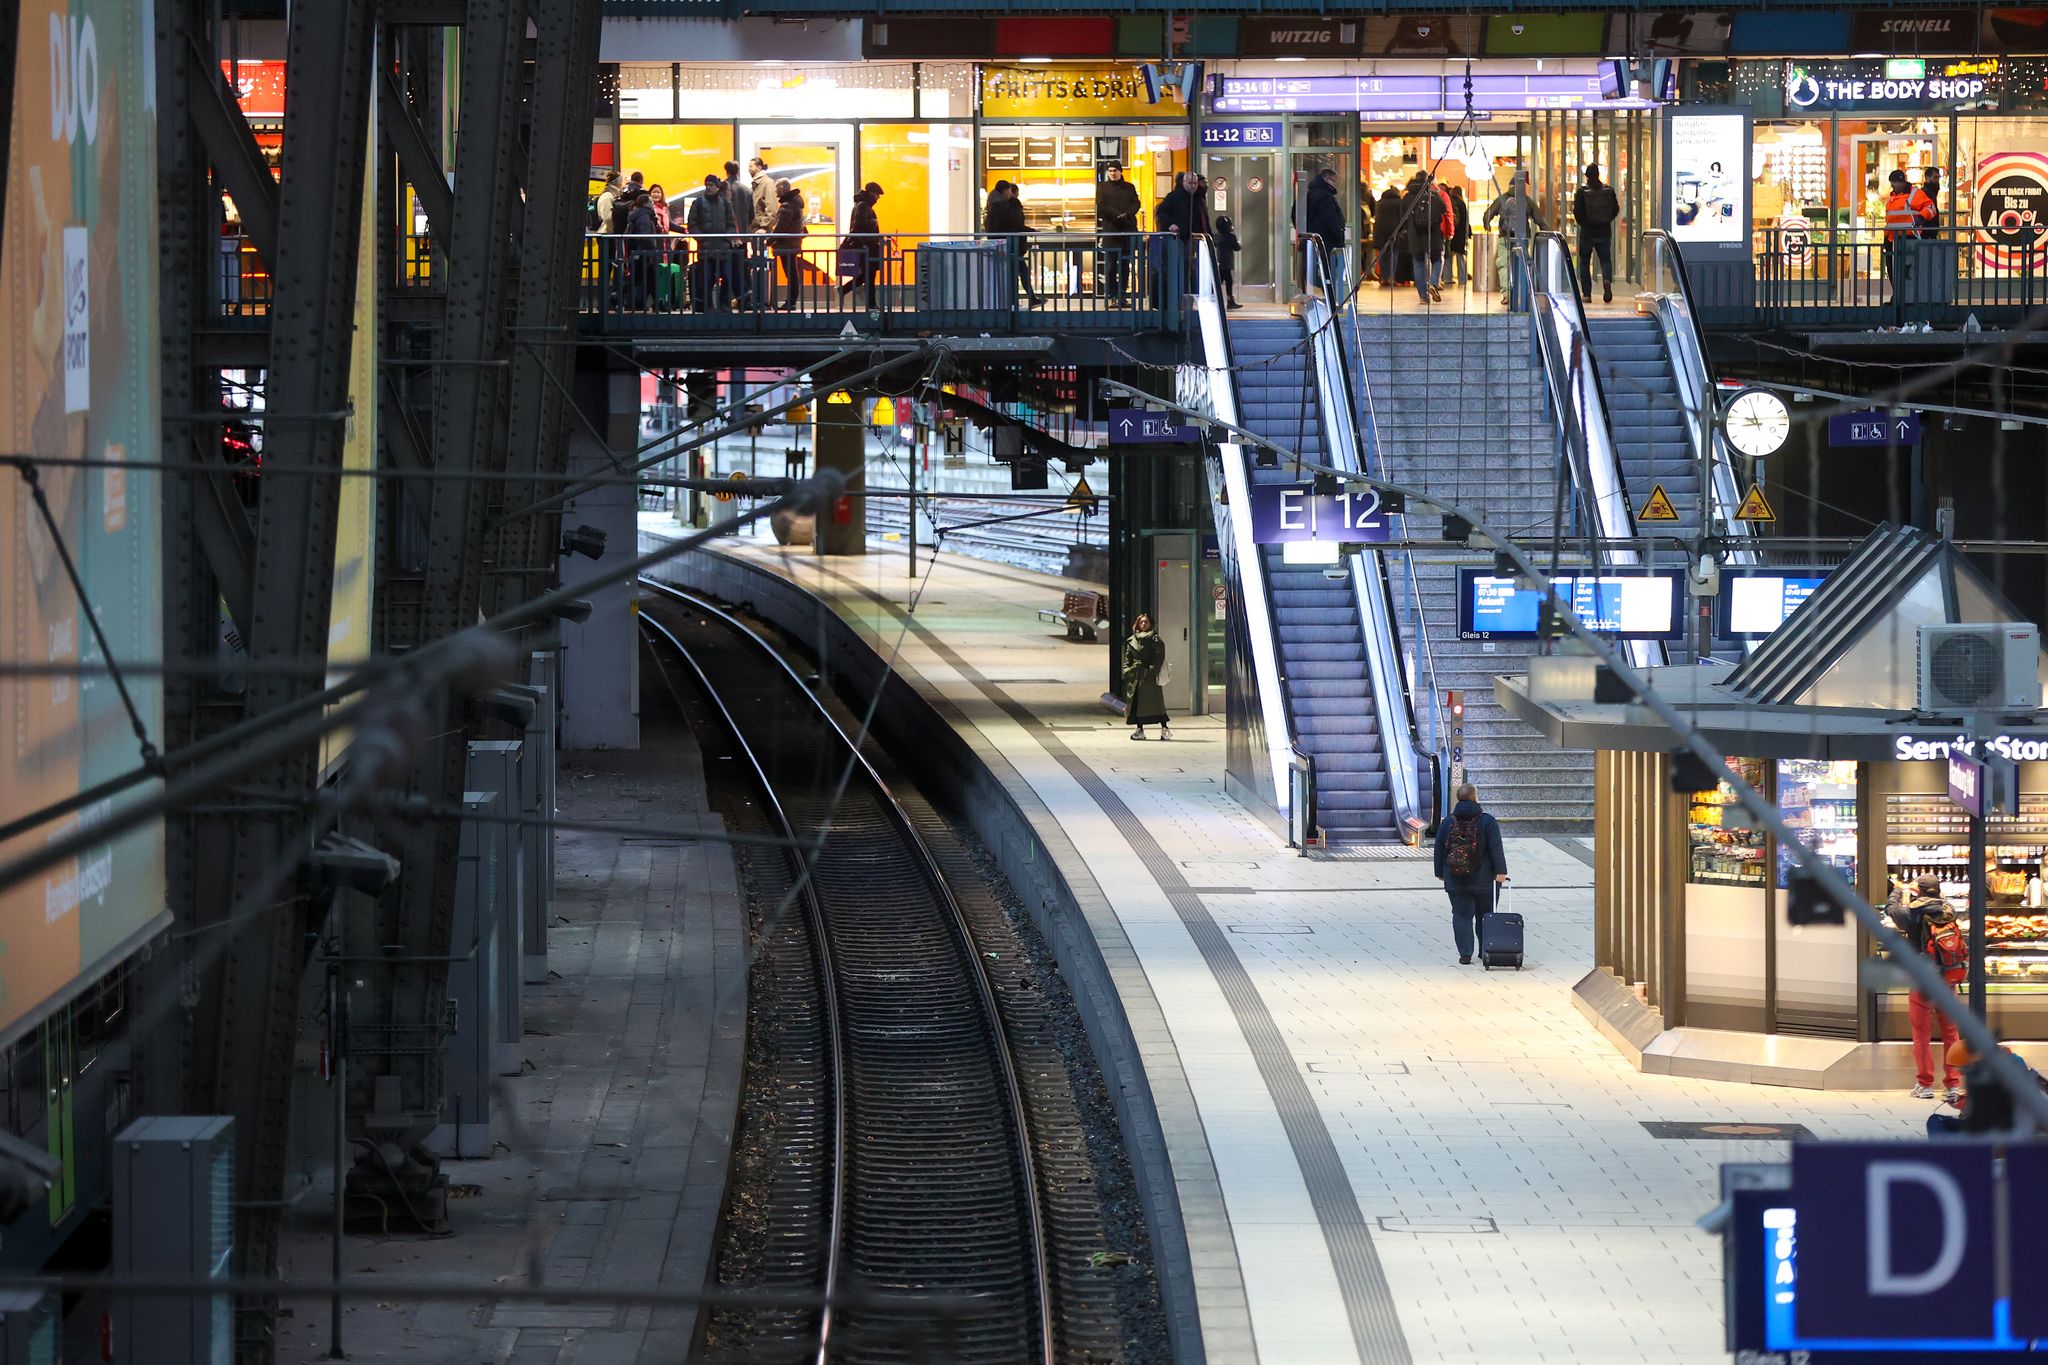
[{"x1": 1916, "y1": 622, "x2": 2041, "y2": 713}]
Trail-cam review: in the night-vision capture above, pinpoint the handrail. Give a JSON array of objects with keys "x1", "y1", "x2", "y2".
[
  {"x1": 1287, "y1": 746, "x2": 1318, "y2": 852},
  {"x1": 1527, "y1": 231, "x2": 1664, "y2": 669},
  {"x1": 1301, "y1": 239, "x2": 1430, "y2": 839},
  {"x1": 1643, "y1": 229, "x2": 1754, "y2": 560},
  {"x1": 1181, "y1": 236, "x2": 1300, "y2": 824}
]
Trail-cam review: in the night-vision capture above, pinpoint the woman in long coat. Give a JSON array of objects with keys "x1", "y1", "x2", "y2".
[{"x1": 1122, "y1": 613, "x2": 1171, "y2": 741}]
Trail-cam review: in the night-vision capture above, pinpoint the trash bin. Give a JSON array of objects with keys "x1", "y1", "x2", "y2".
[
  {"x1": 1899, "y1": 238, "x2": 1958, "y2": 308},
  {"x1": 1474, "y1": 231, "x2": 1498, "y2": 294},
  {"x1": 915, "y1": 240, "x2": 1006, "y2": 312}
]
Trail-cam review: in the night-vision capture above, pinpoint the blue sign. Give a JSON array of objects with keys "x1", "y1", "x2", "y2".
[
  {"x1": 2009, "y1": 1147, "x2": 2048, "y2": 1340},
  {"x1": 1456, "y1": 569, "x2": 1683, "y2": 640},
  {"x1": 1791, "y1": 1142, "x2": 1997, "y2": 1343},
  {"x1": 1107, "y1": 409, "x2": 1199, "y2": 445},
  {"x1": 1827, "y1": 410, "x2": 1922, "y2": 447},
  {"x1": 1199, "y1": 121, "x2": 1282, "y2": 148},
  {"x1": 1247, "y1": 482, "x2": 1390, "y2": 544}
]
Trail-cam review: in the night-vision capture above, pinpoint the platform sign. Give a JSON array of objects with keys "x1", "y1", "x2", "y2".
[
  {"x1": 1248, "y1": 482, "x2": 1390, "y2": 544},
  {"x1": 1827, "y1": 411, "x2": 1922, "y2": 446},
  {"x1": 1200, "y1": 121, "x2": 1282, "y2": 148},
  {"x1": 1457, "y1": 569, "x2": 1683, "y2": 640},
  {"x1": 1107, "y1": 409, "x2": 1200, "y2": 445}
]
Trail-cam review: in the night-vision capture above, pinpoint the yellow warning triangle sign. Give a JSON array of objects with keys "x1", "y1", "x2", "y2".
[
  {"x1": 1735, "y1": 482, "x2": 1777, "y2": 523},
  {"x1": 1067, "y1": 475, "x2": 1097, "y2": 514},
  {"x1": 1638, "y1": 483, "x2": 1680, "y2": 522}
]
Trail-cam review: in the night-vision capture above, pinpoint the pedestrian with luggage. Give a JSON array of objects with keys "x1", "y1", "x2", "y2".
[
  {"x1": 837, "y1": 181, "x2": 887, "y2": 311},
  {"x1": 1893, "y1": 873, "x2": 1965, "y2": 1102},
  {"x1": 1433, "y1": 783, "x2": 1508, "y2": 965},
  {"x1": 687, "y1": 173, "x2": 742, "y2": 312},
  {"x1": 1572, "y1": 164, "x2": 1621, "y2": 304},
  {"x1": 1122, "y1": 614, "x2": 1172, "y2": 741}
]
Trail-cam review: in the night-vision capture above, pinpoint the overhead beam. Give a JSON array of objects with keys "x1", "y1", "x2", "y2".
[
  {"x1": 379, "y1": 65, "x2": 454, "y2": 250},
  {"x1": 184, "y1": 37, "x2": 281, "y2": 266},
  {"x1": 187, "y1": 433, "x2": 257, "y2": 641}
]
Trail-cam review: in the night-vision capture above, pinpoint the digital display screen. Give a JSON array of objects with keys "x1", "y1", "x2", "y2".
[
  {"x1": 1720, "y1": 571, "x2": 1826, "y2": 638},
  {"x1": 1598, "y1": 60, "x2": 1628, "y2": 102},
  {"x1": 1669, "y1": 110, "x2": 1747, "y2": 245},
  {"x1": 1457, "y1": 569, "x2": 1683, "y2": 640}
]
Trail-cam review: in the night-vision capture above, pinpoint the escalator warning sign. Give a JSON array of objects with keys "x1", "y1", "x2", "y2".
[
  {"x1": 1638, "y1": 483, "x2": 1679, "y2": 522},
  {"x1": 1735, "y1": 483, "x2": 1776, "y2": 523}
]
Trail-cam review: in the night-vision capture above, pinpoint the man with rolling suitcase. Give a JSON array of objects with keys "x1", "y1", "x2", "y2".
[{"x1": 1434, "y1": 782, "x2": 1511, "y2": 966}]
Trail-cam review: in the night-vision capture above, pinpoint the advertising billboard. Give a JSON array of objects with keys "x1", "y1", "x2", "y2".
[
  {"x1": 1667, "y1": 109, "x2": 1749, "y2": 249},
  {"x1": 0, "y1": 0, "x2": 164, "y2": 1041}
]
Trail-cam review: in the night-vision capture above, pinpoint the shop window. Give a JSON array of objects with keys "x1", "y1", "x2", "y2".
[
  {"x1": 1688, "y1": 757, "x2": 1768, "y2": 886},
  {"x1": 1885, "y1": 790, "x2": 2048, "y2": 988},
  {"x1": 617, "y1": 64, "x2": 675, "y2": 121},
  {"x1": 675, "y1": 65, "x2": 913, "y2": 121},
  {"x1": 617, "y1": 124, "x2": 736, "y2": 220},
  {"x1": 1776, "y1": 759, "x2": 1858, "y2": 889}
]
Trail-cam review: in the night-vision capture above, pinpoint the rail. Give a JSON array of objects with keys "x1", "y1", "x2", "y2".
[
  {"x1": 1643, "y1": 230, "x2": 1754, "y2": 558},
  {"x1": 1287, "y1": 746, "x2": 1318, "y2": 851},
  {"x1": 1181, "y1": 236, "x2": 1301, "y2": 828},
  {"x1": 1750, "y1": 223, "x2": 2045, "y2": 327},
  {"x1": 579, "y1": 231, "x2": 1183, "y2": 335},
  {"x1": 1528, "y1": 231, "x2": 1663, "y2": 669},
  {"x1": 640, "y1": 581, "x2": 1055, "y2": 1364},
  {"x1": 1302, "y1": 239, "x2": 1431, "y2": 840}
]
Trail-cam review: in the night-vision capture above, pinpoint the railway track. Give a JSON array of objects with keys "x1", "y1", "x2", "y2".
[{"x1": 639, "y1": 583, "x2": 1054, "y2": 1364}]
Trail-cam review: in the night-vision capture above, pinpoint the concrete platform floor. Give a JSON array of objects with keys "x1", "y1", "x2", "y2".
[
  {"x1": 274, "y1": 639, "x2": 744, "y2": 1364},
  {"x1": 652, "y1": 529, "x2": 1938, "y2": 1365}
]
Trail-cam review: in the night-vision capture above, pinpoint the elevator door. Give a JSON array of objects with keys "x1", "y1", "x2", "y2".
[
  {"x1": 1203, "y1": 152, "x2": 1275, "y2": 300},
  {"x1": 1154, "y1": 534, "x2": 1193, "y2": 712}
]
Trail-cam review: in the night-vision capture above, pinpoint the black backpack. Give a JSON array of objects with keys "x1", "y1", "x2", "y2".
[{"x1": 1582, "y1": 185, "x2": 1619, "y2": 228}]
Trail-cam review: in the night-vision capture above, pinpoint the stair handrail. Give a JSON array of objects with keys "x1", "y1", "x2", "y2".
[
  {"x1": 1526, "y1": 232, "x2": 1664, "y2": 669},
  {"x1": 1302, "y1": 240, "x2": 1429, "y2": 838},
  {"x1": 1642, "y1": 229, "x2": 1756, "y2": 560},
  {"x1": 1181, "y1": 237, "x2": 1303, "y2": 825}
]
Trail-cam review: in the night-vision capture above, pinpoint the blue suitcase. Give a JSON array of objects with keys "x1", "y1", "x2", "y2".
[{"x1": 1480, "y1": 886, "x2": 1523, "y2": 970}]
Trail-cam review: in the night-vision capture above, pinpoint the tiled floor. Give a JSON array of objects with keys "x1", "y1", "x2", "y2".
[{"x1": 643, "y1": 523, "x2": 1931, "y2": 1365}]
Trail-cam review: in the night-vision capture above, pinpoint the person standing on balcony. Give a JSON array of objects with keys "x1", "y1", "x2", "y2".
[
  {"x1": 1884, "y1": 169, "x2": 1937, "y2": 326},
  {"x1": 770, "y1": 179, "x2": 806, "y2": 311},
  {"x1": 837, "y1": 182, "x2": 886, "y2": 310},
  {"x1": 1572, "y1": 164, "x2": 1620, "y2": 305},
  {"x1": 1096, "y1": 160, "x2": 1141, "y2": 304},
  {"x1": 1299, "y1": 166, "x2": 1349, "y2": 300},
  {"x1": 625, "y1": 192, "x2": 661, "y2": 309},
  {"x1": 984, "y1": 180, "x2": 1043, "y2": 309},
  {"x1": 749, "y1": 156, "x2": 776, "y2": 231},
  {"x1": 1921, "y1": 167, "x2": 1944, "y2": 235},
  {"x1": 687, "y1": 173, "x2": 742, "y2": 312},
  {"x1": 1484, "y1": 170, "x2": 1544, "y2": 309}
]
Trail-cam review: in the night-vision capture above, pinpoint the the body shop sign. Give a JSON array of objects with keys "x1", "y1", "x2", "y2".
[{"x1": 1784, "y1": 58, "x2": 1998, "y2": 112}]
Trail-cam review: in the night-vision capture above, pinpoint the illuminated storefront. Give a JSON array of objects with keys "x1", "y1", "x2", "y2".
[{"x1": 976, "y1": 64, "x2": 1191, "y2": 235}]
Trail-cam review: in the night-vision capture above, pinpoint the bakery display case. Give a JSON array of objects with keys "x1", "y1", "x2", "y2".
[{"x1": 1883, "y1": 793, "x2": 2048, "y2": 990}]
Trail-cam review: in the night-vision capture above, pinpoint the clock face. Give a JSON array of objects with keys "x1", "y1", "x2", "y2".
[{"x1": 1722, "y1": 388, "x2": 1791, "y2": 459}]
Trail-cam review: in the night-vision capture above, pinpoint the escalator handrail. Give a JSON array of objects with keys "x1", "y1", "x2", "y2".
[
  {"x1": 1301, "y1": 240, "x2": 1427, "y2": 835},
  {"x1": 1642, "y1": 228, "x2": 1755, "y2": 555},
  {"x1": 1185, "y1": 237, "x2": 1301, "y2": 819}
]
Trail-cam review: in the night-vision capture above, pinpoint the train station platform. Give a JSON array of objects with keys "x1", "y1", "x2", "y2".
[{"x1": 644, "y1": 519, "x2": 1931, "y2": 1365}]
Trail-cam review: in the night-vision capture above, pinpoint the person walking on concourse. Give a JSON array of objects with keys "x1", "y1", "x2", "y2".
[
  {"x1": 1434, "y1": 783, "x2": 1508, "y2": 964},
  {"x1": 1123, "y1": 614, "x2": 1172, "y2": 742},
  {"x1": 1572, "y1": 164, "x2": 1621, "y2": 304}
]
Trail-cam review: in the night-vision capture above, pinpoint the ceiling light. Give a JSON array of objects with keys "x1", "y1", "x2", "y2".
[{"x1": 1019, "y1": 56, "x2": 1052, "y2": 63}]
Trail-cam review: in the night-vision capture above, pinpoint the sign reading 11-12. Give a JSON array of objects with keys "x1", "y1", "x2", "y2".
[{"x1": 1249, "y1": 482, "x2": 1390, "y2": 544}]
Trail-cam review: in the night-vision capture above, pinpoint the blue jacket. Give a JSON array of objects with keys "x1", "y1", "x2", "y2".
[{"x1": 1434, "y1": 799, "x2": 1507, "y2": 885}]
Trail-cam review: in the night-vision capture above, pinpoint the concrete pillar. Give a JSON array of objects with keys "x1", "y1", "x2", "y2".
[
  {"x1": 522, "y1": 651, "x2": 556, "y2": 984},
  {"x1": 559, "y1": 366, "x2": 641, "y2": 748},
  {"x1": 468, "y1": 740, "x2": 526, "y2": 1077},
  {"x1": 813, "y1": 392, "x2": 866, "y2": 556},
  {"x1": 428, "y1": 793, "x2": 494, "y2": 1159}
]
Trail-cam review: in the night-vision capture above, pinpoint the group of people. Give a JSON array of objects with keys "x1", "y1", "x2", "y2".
[
  {"x1": 1356, "y1": 163, "x2": 1620, "y2": 307},
  {"x1": 593, "y1": 160, "x2": 889, "y2": 313}
]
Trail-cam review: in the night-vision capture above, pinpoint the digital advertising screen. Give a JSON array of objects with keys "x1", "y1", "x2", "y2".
[
  {"x1": 1457, "y1": 569, "x2": 1683, "y2": 641},
  {"x1": 0, "y1": 0, "x2": 165, "y2": 1042},
  {"x1": 1718, "y1": 568, "x2": 1829, "y2": 639},
  {"x1": 1666, "y1": 109, "x2": 1749, "y2": 250}
]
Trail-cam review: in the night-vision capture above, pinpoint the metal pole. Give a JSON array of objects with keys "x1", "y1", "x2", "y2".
[
  {"x1": 908, "y1": 423, "x2": 918, "y2": 580},
  {"x1": 1970, "y1": 794, "x2": 1989, "y2": 1020},
  {"x1": 328, "y1": 960, "x2": 346, "y2": 1359}
]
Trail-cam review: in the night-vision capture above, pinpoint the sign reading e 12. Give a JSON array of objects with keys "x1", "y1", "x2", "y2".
[
  {"x1": 1827, "y1": 410, "x2": 1921, "y2": 446},
  {"x1": 1248, "y1": 482, "x2": 1390, "y2": 544},
  {"x1": 1199, "y1": 121, "x2": 1282, "y2": 148}
]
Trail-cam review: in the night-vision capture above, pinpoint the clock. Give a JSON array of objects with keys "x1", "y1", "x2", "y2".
[{"x1": 1720, "y1": 387, "x2": 1791, "y2": 459}]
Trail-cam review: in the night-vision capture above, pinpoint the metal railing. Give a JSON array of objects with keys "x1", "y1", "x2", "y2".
[
  {"x1": 577, "y1": 231, "x2": 1183, "y2": 334},
  {"x1": 1708, "y1": 224, "x2": 2048, "y2": 328},
  {"x1": 1302, "y1": 240, "x2": 1431, "y2": 839}
]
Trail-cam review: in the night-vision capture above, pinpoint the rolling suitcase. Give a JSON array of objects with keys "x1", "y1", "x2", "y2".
[{"x1": 1480, "y1": 884, "x2": 1523, "y2": 970}]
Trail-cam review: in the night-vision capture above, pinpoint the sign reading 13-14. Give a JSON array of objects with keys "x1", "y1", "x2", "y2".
[{"x1": 1249, "y1": 482, "x2": 1390, "y2": 544}]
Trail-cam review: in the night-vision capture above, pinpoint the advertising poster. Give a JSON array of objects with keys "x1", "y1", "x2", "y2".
[
  {"x1": 0, "y1": 0, "x2": 164, "y2": 1041},
  {"x1": 1973, "y1": 150, "x2": 2048, "y2": 275},
  {"x1": 1668, "y1": 111, "x2": 1746, "y2": 245}
]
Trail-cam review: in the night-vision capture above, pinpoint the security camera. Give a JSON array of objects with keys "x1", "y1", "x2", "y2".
[
  {"x1": 559, "y1": 525, "x2": 607, "y2": 561},
  {"x1": 1511, "y1": 22, "x2": 1526, "y2": 35}
]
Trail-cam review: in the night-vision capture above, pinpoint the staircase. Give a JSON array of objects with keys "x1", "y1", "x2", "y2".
[
  {"x1": 1345, "y1": 313, "x2": 1593, "y2": 834},
  {"x1": 1586, "y1": 314, "x2": 1699, "y2": 535},
  {"x1": 1230, "y1": 317, "x2": 1396, "y2": 842}
]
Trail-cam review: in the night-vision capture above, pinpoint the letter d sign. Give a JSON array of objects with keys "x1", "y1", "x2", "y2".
[{"x1": 1793, "y1": 1143, "x2": 1995, "y2": 1341}]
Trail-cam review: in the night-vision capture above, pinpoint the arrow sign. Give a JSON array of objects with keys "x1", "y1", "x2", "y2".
[
  {"x1": 1827, "y1": 411, "x2": 1921, "y2": 447},
  {"x1": 1108, "y1": 407, "x2": 1200, "y2": 445}
]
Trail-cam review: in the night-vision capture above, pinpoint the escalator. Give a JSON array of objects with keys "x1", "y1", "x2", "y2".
[{"x1": 1588, "y1": 314, "x2": 1701, "y2": 535}]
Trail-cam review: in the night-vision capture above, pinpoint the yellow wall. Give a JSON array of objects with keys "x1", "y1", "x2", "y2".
[{"x1": 618, "y1": 124, "x2": 736, "y2": 203}]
